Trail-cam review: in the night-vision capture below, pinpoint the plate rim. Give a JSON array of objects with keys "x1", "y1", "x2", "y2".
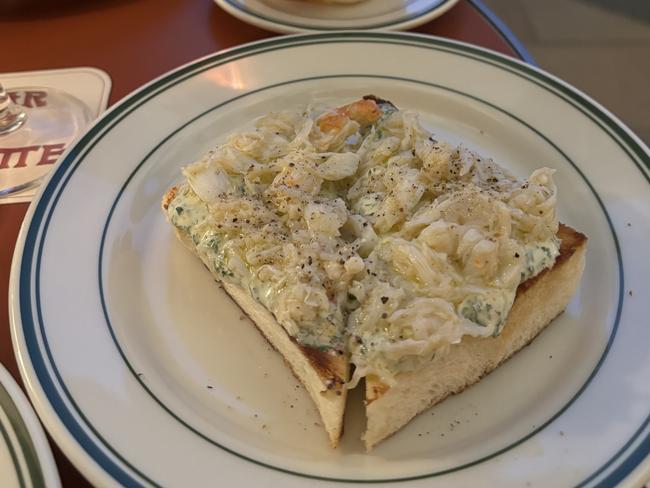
[
  {"x1": 9, "y1": 31, "x2": 650, "y2": 487},
  {"x1": 0, "y1": 363, "x2": 61, "y2": 488},
  {"x1": 214, "y1": 0, "x2": 460, "y2": 33}
]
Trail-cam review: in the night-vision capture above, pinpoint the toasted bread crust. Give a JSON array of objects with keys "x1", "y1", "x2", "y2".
[
  {"x1": 363, "y1": 224, "x2": 587, "y2": 449},
  {"x1": 368, "y1": 223, "x2": 586, "y2": 404},
  {"x1": 516, "y1": 223, "x2": 586, "y2": 295},
  {"x1": 219, "y1": 283, "x2": 348, "y2": 447},
  {"x1": 220, "y1": 284, "x2": 347, "y2": 396},
  {"x1": 161, "y1": 185, "x2": 178, "y2": 210},
  {"x1": 366, "y1": 379, "x2": 390, "y2": 404},
  {"x1": 297, "y1": 343, "x2": 347, "y2": 391},
  {"x1": 163, "y1": 187, "x2": 348, "y2": 446},
  {"x1": 362, "y1": 94, "x2": 397, "y2": 110}
]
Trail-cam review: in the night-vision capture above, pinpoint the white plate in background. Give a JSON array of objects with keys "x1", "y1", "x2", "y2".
[
  {"x1": 0, "y1": 364, "x2": 60, "y2": 488},
  {"x1": 214, "y1": 0, "x2": 459, "y2": 32}
]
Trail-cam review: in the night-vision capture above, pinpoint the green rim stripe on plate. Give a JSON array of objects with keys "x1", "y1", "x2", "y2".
[
  {"x1": 0, "y1": 413, "x2": 26, "y2": 488},
  {"x1": 18, "y1": 32, "x2": 647, "y2": 487},
  {"x1": 221, "y1": 0, "x2": 452, "y2": 31},
  {"x1": 0, "y1": 380, "x2": 48, "y2": 488}
]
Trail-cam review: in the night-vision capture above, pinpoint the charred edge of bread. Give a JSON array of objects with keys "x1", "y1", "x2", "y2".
[
  {"x1": 219, "y1": 282, "x2": 348, "y2": 447},
  {"x1": 162, "y1": 187, "x2": 347, "y2": 395},
  {"x1": 217, "y1": 282, "x2": 347, "y2": 395},
  {"x1": 163, "y1": 187, "x2": 348, "y2": 446},
  {"x1": 366, "y1": 223, "x2": 587, "y2": 406},
  {"x1": 362, "y1": 94, "x2": 397, "y2": 110},
  {"x1": 296, "y1": 342, "x2": 347, "y2": 393},
  {"x1": 161, "y1": 185, "x2": 178, "y2": 211},
  {"x1": 366, "y1": 380, "x2": 390, "y2": 405},
  {"x1": 516, "y1": 223, "x2": 586, "y2": 296}
]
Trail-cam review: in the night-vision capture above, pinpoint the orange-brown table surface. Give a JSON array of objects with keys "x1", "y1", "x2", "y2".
[{"x1": 0, "y1": 0, "x2": 529, "y2": 485}]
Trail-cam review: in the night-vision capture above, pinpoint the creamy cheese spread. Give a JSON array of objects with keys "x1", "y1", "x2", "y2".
[{"x1": 165, "y1": 97, "x2": 560, "y2": 386}]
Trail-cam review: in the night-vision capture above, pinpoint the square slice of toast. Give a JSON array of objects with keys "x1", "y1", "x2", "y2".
[{"x1": 162, "y1": 96, "x2": 587, "y2": 450}]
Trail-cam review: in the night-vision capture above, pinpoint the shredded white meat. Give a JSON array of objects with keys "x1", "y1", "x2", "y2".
[{"x1": 166, "y1": 97, "x2": 561, "y2": 385}]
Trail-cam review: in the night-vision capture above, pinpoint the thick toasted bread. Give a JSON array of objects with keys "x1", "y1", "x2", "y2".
[
  {"x1": 163, "y1": 96, "x2": 587, "y2": 451},
  {"x1": 363, "y1": 224, "x2": 587, "y2": 449},
  {"x1": 163, "y1": 188, "x2": 349, "y2": 447}
]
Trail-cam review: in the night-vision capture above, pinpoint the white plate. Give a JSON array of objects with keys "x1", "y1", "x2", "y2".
[
  {"x1": 214, "y1": 0, "x2": 460, "y2": 32},
  {"x1": 9, "y1": 32, "x2": 650, "y2": 487},
  {"x1": 0, "y1": 364, "x2": 60, "y2": 488}
]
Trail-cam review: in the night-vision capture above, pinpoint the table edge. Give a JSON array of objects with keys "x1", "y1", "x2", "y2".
[{"x1": 466, "y1": 0, "x2": 536, "y2": 65}]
